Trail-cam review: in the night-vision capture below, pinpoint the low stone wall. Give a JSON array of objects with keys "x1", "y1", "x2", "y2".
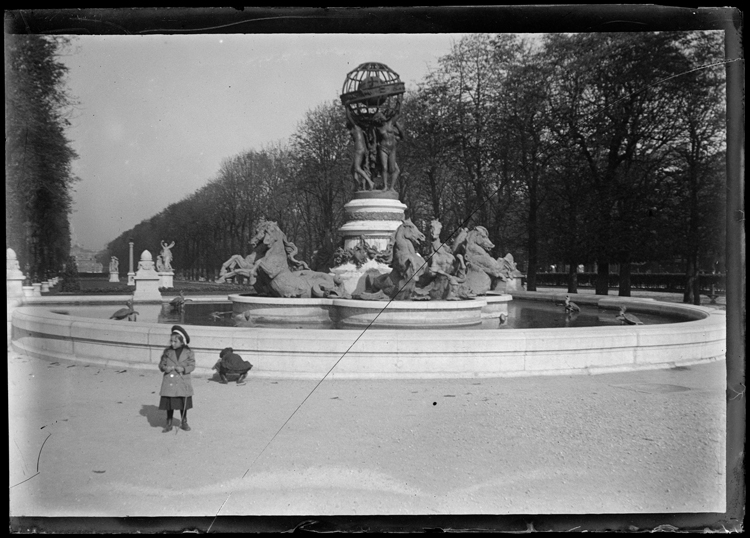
[
  {"x1": 9, "y1": 293, "x2": 726, "y2": 379},
  {"x1": 230, "y1": 294, "x2": 509, "y2": 328}
]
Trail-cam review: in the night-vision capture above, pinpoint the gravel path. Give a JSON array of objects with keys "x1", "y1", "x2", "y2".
[{"x1": 9, "y1": 350, "x2": 725, "y2": 518}]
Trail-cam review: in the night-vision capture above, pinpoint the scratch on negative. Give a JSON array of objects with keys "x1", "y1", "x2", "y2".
[
  {"x1": 36, "y1": 433, "x2": 52, "y2": 473},
  {"x1": 10, "y1": 433, "x2": 51, "y2": 489}
]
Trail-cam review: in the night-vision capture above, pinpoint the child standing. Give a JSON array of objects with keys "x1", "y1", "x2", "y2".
[{"x1": 159, "y1": 325, "x2": 195, "y2": 432}]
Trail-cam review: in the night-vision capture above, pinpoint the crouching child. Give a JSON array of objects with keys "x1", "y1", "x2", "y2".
[{"x1": 213, "y1": 347, "x2": 253, "y2": 385}]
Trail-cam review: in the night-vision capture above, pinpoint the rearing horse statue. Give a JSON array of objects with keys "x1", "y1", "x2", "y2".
[
  {"x1": 451, "y1": 225, "x2": 506, "y2": 296},
  {"x1": 356, "y1": 219, "x2": 426, "y2": 301},
  {"x1": 216, "y1": 251, "x2": 260, "y2": 284},
  {"x1": 250, "y1": 220, "x2": 346, "y2": 298}
]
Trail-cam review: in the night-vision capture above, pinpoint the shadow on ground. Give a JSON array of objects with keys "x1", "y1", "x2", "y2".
[{"x1": 139, "y1": 404, "x2": 164, "y2": 428}]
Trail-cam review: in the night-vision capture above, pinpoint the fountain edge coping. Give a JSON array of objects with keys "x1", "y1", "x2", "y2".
[{"x1": 10, "y1": 292, "x2": 726, "y2": 379}]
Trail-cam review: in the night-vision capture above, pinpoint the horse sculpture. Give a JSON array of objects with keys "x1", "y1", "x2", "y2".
[
  {"x1": 356, "y1": 219, "x2": 426, "y2": 301},
  {"x1": 216, "y1": 251, "x2": 259, "y2": 285},
  {"x1": 416, "y1": 220, "x2": 474, "y2": 301},
  {"x1": 250, "y1": 220, "x2": 346, "y2": 298},
  {"x1": 450, "y1": 225, "x2": 507, "y2": 296}
]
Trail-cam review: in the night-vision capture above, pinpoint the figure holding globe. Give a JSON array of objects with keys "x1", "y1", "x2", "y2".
[
  {"x1": 372, "y1": 108, "x2": 404, "y2": 192},
  {"x1": 345, "y1": 106, "x2": 374, "y2": 191},
  {"x1": 341, "y1": 62, "x2": 405, "y2": 193}
]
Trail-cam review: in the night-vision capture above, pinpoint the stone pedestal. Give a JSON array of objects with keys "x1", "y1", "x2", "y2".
[
  {"x1": 22, "y1": 286, "x2": 35, "y2": 297},
  {"x1": 158, "y1": 272, "x2": 174, "y2": 289},
  {"x1": 333, "y1": 192, "x2": 406, "y2": 294},
  {"x1": 127, "y1": 272, "x2": 135, "y2": 286},
  {"x1": 109, "y1": 272, "x2": 120, "y2": 283},
  {"x1": 133, "y1": 251, "x2": 162, "y2": 302},
  {"x1": 338, "y1": 193, "x2": 408, "y2": 252},
  {"x1": 41, "y1": 281, "x2": 50, "y2": 292},
  {"x1": 7, "y1": 278, "x2": 24, "y2": 299},
  {"x1": 32, "y1": 283, "x2": 42, "y2": 297},
  {"x1": 6, "y1": 248, "x2": 25, "y2": 299}
]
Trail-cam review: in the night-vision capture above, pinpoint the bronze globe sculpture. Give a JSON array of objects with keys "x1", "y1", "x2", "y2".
[
  {"x1": 341, "y1": 62, "x2": 406, "y2": 192},
  {"x1": 341, "y1": 62, "x2": 405, "y2": 122}
]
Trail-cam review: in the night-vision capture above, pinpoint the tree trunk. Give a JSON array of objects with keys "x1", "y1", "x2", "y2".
[
  {"x1": 693, "y1": 271, "x2": 702, "y2": 306},
  {"x1": 567, "y1": 262, "x2": 578, "y2": 294},
  {"x1": 618, "y1": 254, "x2": 631, "y2": 297},
  {"x1": 526, "y1": 265, "x2": 537, "y2": 291},
  {"x1": 683, "y1": 256, "x2": 697, "y2": 304},
  {"x1": 428, "y1": 167, "x2": 441, "y2": 221},
  {"x1": 595, "y1": 260, "x2": 609, "y2": 295},
  {"x1": 526, "y1": 199, "x2": 538, "y2": 291}
]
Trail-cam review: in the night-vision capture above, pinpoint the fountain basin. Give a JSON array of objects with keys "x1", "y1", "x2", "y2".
[
  {"x1": 230, "y1": 294, "x2": 511, "y2": 328},
  {"x1": 333, "y1": 297, "x2": 488, "y2": 329},
  {"x1": 232, "y1": 295, "x2": 334, "y2": 325},
  {"x1": 9, "y1": 292, "x2": 725, "y2": 379}
]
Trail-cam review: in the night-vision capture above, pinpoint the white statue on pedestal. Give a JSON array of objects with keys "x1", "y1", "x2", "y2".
[{"x1": 160, "y1": 240, "x2": 175, "y2": 272}]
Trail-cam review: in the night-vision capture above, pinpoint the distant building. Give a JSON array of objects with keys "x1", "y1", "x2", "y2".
[{"x1": 70, "y1": 244, "x2": 103, "y2": 273}]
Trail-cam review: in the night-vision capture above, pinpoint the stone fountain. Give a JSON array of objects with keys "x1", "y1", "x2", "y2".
[
  {"x1": 224, "y1": 62, "x2": 523, "y2": 328},
  {"x1": 7, "y1": 63, "x2": 725, "y2": 380}
]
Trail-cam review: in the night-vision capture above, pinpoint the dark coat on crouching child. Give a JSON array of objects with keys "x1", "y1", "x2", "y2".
[{"x1": 214, "y1": 347, "x2": 253, "y2": 375}]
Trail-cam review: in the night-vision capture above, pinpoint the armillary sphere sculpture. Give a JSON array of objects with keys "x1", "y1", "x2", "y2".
[{"x1": 341, "y1": 62, "x2": 406, "y2": 193}]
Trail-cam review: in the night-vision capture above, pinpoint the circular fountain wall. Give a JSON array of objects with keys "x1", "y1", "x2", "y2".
[
  {"x1": 10, "y1": 291, "x2": 725, "y2": 379},
  {"x1": 230, "y1": 293, "x2": 512, "y2": 329}
]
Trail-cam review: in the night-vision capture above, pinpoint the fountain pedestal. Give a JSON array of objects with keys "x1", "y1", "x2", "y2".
[
  {"x1": 333, "y1": 192, "x2": 406, "y2": 294},
  {"x1": 338, "y1": 192, "x2": 407, "y2": 251}
]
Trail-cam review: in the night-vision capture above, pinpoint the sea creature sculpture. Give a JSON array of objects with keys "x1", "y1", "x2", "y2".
[
  {"x1": 110, "y1": 299, "x2": 139, "y2": 321},
  {"x1": 564, "y1": 295, "x2": 581, "y2": 314},
  {"x1": 170, "y1": 290, "x2": 192, "y2": 312},
  {"x1": 616, "y1": 305, "x2": 643, "y2": 325}
]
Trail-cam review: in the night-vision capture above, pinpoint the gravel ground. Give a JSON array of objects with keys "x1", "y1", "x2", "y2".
[{"x1": 9, "y1": 349, "x2": 726, "y2": 519}]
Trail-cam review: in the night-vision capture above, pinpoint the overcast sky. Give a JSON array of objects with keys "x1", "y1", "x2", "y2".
[{"x1": 59, "y1": 33, "x2": 475, "y2": 251}]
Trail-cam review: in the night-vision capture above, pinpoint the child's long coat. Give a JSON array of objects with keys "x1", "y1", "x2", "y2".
[{"x1": 159, "y1": 346, "x2": 196, "y2": 397}]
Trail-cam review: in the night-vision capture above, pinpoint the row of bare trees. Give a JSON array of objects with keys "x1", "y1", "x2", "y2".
[{"x1": 104, "y1": 32, "x2": 726, "y2": 302}]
